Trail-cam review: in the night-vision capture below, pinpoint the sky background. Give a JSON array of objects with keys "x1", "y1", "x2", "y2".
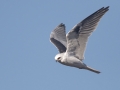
[{"x1": 0, "y1": 0, "x2": 120, "y2": 90}]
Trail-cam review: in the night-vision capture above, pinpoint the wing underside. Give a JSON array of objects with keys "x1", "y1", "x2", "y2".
[
  {"x1": 66, "y1": 6, "x2": 109, "y2": 60},
  {"x1": 50, "y1": 23, "x2": 67, "y2": 53}
]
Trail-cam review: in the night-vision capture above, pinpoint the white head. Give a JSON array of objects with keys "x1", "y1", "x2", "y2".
[{"x1": 55, "y1": 53, "x2": 64, "y2": 62}]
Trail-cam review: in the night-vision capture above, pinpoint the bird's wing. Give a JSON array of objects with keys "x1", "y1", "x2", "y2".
[
  {"x1": 66, "y1": 6, "x2": 109, "y2": 60},
  {"x1": 50, "y1": 23, "x2": 67, "y2": 53}
]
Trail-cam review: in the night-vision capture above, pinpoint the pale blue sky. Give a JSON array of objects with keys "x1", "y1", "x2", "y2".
[{"x1": 0, "y1": 0, "x2": 120, "y2": 90}]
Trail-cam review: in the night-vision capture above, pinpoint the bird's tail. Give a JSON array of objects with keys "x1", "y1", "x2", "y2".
[{"x1": 85, "y1": 66, "x2": 100, "y2": 74}]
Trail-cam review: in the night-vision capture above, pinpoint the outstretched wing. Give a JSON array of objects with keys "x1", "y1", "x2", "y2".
[
  {"x1": 50, "y1": 23, "x2": 67, "y2": 53},
  {"x1": 66, "y1": 6, "x2": 109, "y2": 60}
]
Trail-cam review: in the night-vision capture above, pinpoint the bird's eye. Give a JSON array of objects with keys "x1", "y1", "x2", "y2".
[{"x1": 58, "y1": 57, "x2": 61, "y2": 60}]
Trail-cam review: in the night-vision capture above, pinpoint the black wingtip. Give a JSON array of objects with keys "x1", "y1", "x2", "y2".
[
  {"x1": 98, "y1": 6, "x2": 109, "y2": 11},
  {"x1": 59, "y1": 23, "x2": 65, "y2": 27},
  {"x1": 104, "y1": 6, "x2": 109, "y2": 10},
  {"x1": 106, "y1": 6, "x2": 110, "y2": 8}
]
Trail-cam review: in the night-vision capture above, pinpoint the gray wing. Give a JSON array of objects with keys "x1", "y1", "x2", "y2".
[
  {"x1": 50, "y1": 23, "x2": 67, "y2": 53},
  {"x1": 66, "y1": 6, "x2": 109, "y2": 60}
]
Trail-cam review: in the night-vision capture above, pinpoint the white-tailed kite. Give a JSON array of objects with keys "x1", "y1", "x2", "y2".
[{"x1": 50, "y1": 6, "x2": 109, "y2": 74}]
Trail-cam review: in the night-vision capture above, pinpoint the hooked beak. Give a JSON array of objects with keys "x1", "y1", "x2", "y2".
[{"x1": 56, "y1": 60, "x2": 58, "y2": 62}]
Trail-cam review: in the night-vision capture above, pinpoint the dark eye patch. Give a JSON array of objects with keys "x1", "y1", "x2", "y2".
[{"x1": 58, "y1": 57, "x2": 61, "y2": 60}]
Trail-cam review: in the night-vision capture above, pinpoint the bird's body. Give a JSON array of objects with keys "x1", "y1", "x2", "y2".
[
  {"x1": 55, "y1": 52, "x2": 100, "y2": 73},
  {"x1": 50, "y1": 6, "x2": 109, "y2": 74},
  {"x1": 55, "y1": 53, "x2": 84, "y2": 68}
]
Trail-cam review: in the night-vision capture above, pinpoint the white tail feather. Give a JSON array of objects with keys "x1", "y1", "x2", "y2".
[{"x1": 85, "y1": 66, "x2": 100, "y2": 74}]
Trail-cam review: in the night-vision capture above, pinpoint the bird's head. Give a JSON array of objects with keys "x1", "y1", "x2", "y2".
[{"x1": 55, "y1": 53, "x2": 63, "y2": 62}]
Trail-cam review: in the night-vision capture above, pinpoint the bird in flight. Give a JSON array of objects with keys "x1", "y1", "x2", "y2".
[{"x1": 50, "y1": 6, "x2": 109, "y2": 74}]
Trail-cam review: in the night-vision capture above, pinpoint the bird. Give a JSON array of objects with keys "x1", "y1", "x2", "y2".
[{"x1": 50, "y1": 6, "x2": 109, "y2": 74}]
